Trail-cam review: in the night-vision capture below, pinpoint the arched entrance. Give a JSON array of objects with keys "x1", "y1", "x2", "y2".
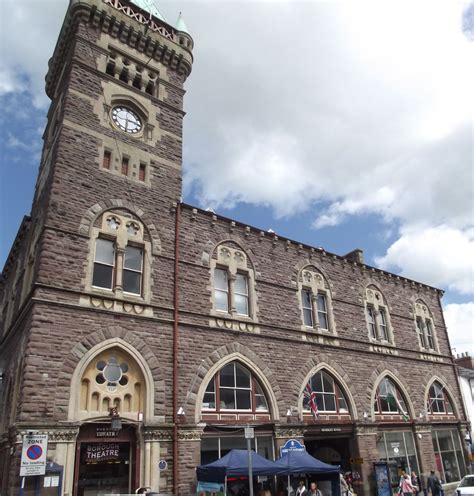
[{"x1": 72, "y1": 347, "x2": 146, "y2": 496}]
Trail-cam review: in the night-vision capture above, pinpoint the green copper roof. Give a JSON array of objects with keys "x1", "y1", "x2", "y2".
[
  {"x1": 175, "y1": 12, "x2": 190, "y2": 34},
  {"x1": 129, "y1": 0, "x2": 167, "y2": 23}
]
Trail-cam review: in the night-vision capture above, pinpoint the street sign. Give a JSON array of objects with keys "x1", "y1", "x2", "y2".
[
  {"x1": 244, "y1": 427, "x2": 254, "y2": 439},
  {"x1": 350, "y1": 457, "x2": 364, "y2": 465},
  {"x1": 20, "y1": 434, "x2": 48, "y2": 476},
  {"x1": 280, "y1": 438, "x2": 306, "y2": 456}
]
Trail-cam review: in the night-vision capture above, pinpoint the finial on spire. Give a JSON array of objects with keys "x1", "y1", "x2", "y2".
[{"x1": 175, "y1": 12, "x2": 190, "y2": 34}]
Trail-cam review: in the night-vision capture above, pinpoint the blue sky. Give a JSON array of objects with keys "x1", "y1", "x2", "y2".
[{"x1": 1, "y1": 0, "x2": 473, "y2": 352}]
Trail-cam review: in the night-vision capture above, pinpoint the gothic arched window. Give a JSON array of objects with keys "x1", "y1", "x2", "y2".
[
  {"x1": 303, "y1": 371, "x2": 349, "y2": 414},
  {"x1": 365, "y1": 286, "x2": 393, "y2": 344},
  {"x1": 374, "y1": 378, "x2": 409, "y2": 416},
  {"x1": 202, "y1": 362, "x2": 269, "y2": 413},
  {"x1": 427, "y1": 382, "x2": 454, "y2": 414}
]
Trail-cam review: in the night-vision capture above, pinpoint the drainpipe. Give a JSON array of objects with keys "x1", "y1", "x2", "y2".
[{"x1": 173, "y1": 201, "x2": 181, "y2": 494}]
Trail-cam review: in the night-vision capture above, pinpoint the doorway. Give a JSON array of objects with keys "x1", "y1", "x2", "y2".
[{"x1": 73, "y1": 424, "x2": 137, "y2": 496}]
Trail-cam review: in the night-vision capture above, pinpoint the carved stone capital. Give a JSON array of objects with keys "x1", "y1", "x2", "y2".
[
  {"x1": 274, "y1": 426, "x2": 305, "y2": 439},
  {"x1": 143, "y1": 429, "x2": 173, "y2": 442},
  {"x1": 355, "y1": 425, "x2": 378, "y2": 436}
]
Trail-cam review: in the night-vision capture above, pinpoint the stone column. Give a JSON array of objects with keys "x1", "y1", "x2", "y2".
[
  {"x1": 177, "y1": 425, "x2": 204, "y2": 496},
  {"x1": 354, "y1": 425, "x2": 379, "y2": 496},
  {"x1": 143, "y1": 427, "x2": 173, "y2": 493},
  {"x1": 413, "y1": 424, "x2": 436, "y2": 487}
]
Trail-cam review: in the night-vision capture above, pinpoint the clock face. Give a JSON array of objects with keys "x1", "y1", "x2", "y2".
[{"x1": 111, "y1": 106, "x2": 142, "y2": 134}]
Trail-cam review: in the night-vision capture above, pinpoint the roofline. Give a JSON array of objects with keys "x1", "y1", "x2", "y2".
[
  {"x1": 1, "y1": 216, "x2": 31, "y2": 277},
  {"x1": 180, "y1": 202, "x2": 444, "y2": 295}
]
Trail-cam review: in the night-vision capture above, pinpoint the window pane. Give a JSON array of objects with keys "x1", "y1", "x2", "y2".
[
  {"x1": 313, "y1": 372, "x2": 323, "y2": 392},
  {"x1": 215, "y1": 289, "x2": 229, "y2": 312},
  {"x1": 338, "y1": 395, "x2": 348, "y2": 412},
  {"x1": 214, "y1": 268, "x2": 228, "y2": 290},
  {"x1": 201, "y1": 438, "x2": 219, "y2": 465},
  {"x1": 235, "y1": 364, "x2": 250, "y2": 388},
  {"x1": 235, "y1": 294, "x2": 249, "y2": 316},
  {"x1": 235, "y1": 273, "x2": 248, "y2": 295},
  {"x1": 437, "y1": 430, "x2": 454, "y2": 451},
  {"x1": 205, "y1": 379, "x2": 215, "y2": 393},
  {"x1": 235, "y1": 389, "x2": 251, "y2": 410},
  {"x1": 220, "y1": 364, "x2": 235, "y2": 387},
  {"x1": 302, "y1": 290, "x2": 312, "y2": 308},
  {"x1": 322, "y1": 373, "x2": 334, "y2": 393},
  {"x1": 95, "y1": 238, "x2": 114, "y2": 265},
  {"x1": 123, "y1": 270, "x2": 141, "y2": 294},
  {"x1": 323, "y1": 393, "x2": 336, "y2": 411},
  {"x1": 124, "y1": 246, "x2": 142, "y2": 271},
  {"x1": 92, "y1": 264, "x2": 113, "y2": 289},
  {"x1": 220, "y1": 389, "x2": 235, "y2": 409},
  {"x1": 303, "y1": 308, "x2": 314, "y2": 327},
  {"x1": 315, "y1": 395, "x2": 324, "y2": 411},
  {"x1": 318, "y1": 311, "x2": 328, "y2": 330},
  {"x1": 255, "y1": 394, "x2": 268, "y2": 411},
  {"x1": 317, "y1": 294, "x2": 327, "y2": 312},
  {"x1": 203, "y1": 392, "x2": 215, "y2": 409}
]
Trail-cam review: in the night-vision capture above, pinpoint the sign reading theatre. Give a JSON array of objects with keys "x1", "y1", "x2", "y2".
[
  {"x1": 20, "y1": 434, "x2": 48, "y2": 476},
  {"x1": 85, "y1": 443, "x2": 121, "y2": 462}
]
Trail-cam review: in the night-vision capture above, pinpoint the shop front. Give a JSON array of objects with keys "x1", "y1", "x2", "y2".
[{"x1": 432, "y1": 428, "x2": 467, "y2": 483}]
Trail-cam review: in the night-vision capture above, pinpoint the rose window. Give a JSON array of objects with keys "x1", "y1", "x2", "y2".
[
  {"x1": 106, "y1": 216, "x2": 121, "y2": 230},
  {"x1": 96, "y1": 356, "x2": 129, "y2": 392},
  {"x1": 126, "y1": 221, "x2": 140, "y2": 236}
]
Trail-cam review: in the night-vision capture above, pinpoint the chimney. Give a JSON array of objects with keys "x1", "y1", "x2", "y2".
[
  {"x1": 454, "y1": 354, "x2": 474, "y2": 370},
  {"x1": 344, "y1": 248, "x2": 364, "y2": 264}
]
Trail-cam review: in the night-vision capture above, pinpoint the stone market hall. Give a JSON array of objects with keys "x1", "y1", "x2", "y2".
[{"x1": 0, "y1": 0, "x2": 470, "y2": 494}]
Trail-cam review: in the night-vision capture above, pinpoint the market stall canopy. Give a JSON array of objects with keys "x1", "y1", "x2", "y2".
[
  {"x1": 196, "y1": 449, "x2": 281, "y2": 482},
  {"x1": 274, "y1": 450, "x2": 341, "y2": 475}
]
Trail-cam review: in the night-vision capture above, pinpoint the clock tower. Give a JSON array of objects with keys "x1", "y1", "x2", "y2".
[{"x1": 0, "y1": 0, "x2": 193, "y2": 494}]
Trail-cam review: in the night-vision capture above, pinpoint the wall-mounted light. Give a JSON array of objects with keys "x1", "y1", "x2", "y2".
[
  {"x1": 177, "y1": 406, "x2": 185, "y2": 416},
  {"x1": 363, "y1": 411, "x2": 368, "y2": 420},
  {"x1": 286, "y1": 409, "x2": 292, "y2": 417}
]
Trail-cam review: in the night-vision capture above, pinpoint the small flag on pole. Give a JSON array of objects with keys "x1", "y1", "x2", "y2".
[{"x1": 304, "y1": 382, "x2": 319, "y2": 419}]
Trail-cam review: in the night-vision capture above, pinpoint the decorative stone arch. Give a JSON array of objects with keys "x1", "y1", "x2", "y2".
[
  {"x1": 201, "y1": 238, "x2": 257, "y2": 271},
  {"x1": 291, "y1": 260, "x2": 334, "y2": 294},
  {"x1": 78, "y1": 199, "x2": 161, "y2": 255},
  {"x1": 191, "y1": 343, "x2": 282, "y2": 423},
  {"x1": 52, "y1": 327, "x2": 163, "y2": 421},
  {"x1": 368, "y1": 368, "x2": 416, "y2": 421},
  {"x1": 423, "y1": 375, "x2": 461, "y2": 418},
  {"x1": 295, "y1": 356, "x2": 358, "y2": 420}
]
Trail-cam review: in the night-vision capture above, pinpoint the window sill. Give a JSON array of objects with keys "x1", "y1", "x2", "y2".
[
  {"x1": 80, "y1": 292, "x2": 153, "y2": 317},
  {"x1": 209, "y1": 315, "x2": 260, "y2": 334}
]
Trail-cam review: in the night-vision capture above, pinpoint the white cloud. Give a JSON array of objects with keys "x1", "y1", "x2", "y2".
[
  {"x1": 444, "y1": 303, "x2": 474, "y2": 354},
  {"x1": 375, "y1": 226, "x2": 474, "y2": 295}
]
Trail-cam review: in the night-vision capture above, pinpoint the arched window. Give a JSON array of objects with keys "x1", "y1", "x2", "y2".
[
  {"x1": 79, "y1": 347, "x2": 145, "y2": 420},
  {"x1": 374, "y1": 378, "x2": 409, "y2": 417},
  {"x1": 202, "y1": 362, "x2": 269, "y2": 413},
  {"x1": 414, "y1": 301, "x2": 438, "y2": 352},
  {"x1": 428, "y1": 382, "x2": 454, "y2": 414},
  {"x1": 298, "y1": 267, "x2": 335, "y2": 333},
  {"x1": 303, "y1": 371, "x2": 349, "y2": 414},
  {"x1": 210, "y1": 244, "x2": 257, "y2": 321},
  {"x1": 365, "y1": 286, "x2": 393, "y2": 344}
]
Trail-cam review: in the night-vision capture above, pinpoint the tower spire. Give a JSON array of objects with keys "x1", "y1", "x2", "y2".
[{"x1": 129, "y1": 0, "x2": 167, "y2": 23}]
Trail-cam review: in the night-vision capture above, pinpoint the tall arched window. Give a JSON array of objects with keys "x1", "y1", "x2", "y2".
[
  {"x1": 427, "y1": 382, "x2": 454, "y2": 414},
  {"x1": 202, "y1": 362, "x2": 269, "y2": 413},
  {"x1": 374, "y1": 378, "x2": 409, "y2": 417},
  {"x1": 303, "y1": 371, "x2": 349, "y2": 414}
]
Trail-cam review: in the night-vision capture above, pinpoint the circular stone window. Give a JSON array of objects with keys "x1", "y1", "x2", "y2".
[
  {"x1": 111, "y1": 106, "x2": 143, "y2": 134},
  {"x1": 95, "y1": 357, "x2": 129, "y2": 386}
]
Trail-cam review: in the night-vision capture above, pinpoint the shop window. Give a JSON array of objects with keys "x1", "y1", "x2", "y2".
[
  {"x1": 201, "y1": 435, "x2": 274, "y2": 465},
  {"x1": 374, "y1": 378, "x2": 409, "y2": 417},
  {"x1": 364, "y1": 286, "x2": 394, "y2": 344},
  {"x1": 89, "y1": 213, "x2": 147, "y2": 299},
  {"x1": 432, "y1": 430, "x2": 467, "y2": 482},
  {"x1": 202, "y1": 362, "x2": 269, "y2": 413},
  {"x1": 78, "y1": 348, "x2": 145, "y2": 420},
  {"x1": 377, "y1": 431, "x2": 420, "y2": 480},
  {"x1": 303, "y1": 370, "x2": 349, "y2": 414},
  {"x1": 210, "y1": 245, "x2": 257, "y2": 320},
  {"x1": 298, "y1": 267, "x2": 335, "y2": 333},
  {"x1": 427, "y1": 382, "x2": 454, "y2": 414},
  {"x1": 414, "y1": 300, "x2": 438, "y2": 352}
]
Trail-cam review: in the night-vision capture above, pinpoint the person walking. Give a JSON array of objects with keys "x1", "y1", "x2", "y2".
[
  {"x1": 400, "y1": 473, "x2": 416, "y2": 496},
  {"x1": 340, "y1": 472, "x2": 349, "y2": 496},
  {"x1": 427, "y1": 471, "x2": 443, "y2": 496},
  {"x1": 411, "y1": 471, "x2": 422, "y2": 496}
]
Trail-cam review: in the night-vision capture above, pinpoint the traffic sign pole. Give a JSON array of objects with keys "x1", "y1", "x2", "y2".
[{"x1": 245, "y1": 425, "x2": 254, "y2": 496}]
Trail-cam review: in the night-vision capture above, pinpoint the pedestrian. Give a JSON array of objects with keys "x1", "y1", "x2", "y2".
[
  {"x1": 308, "y1": 482, "x2": 323, "y2": 496},
  {"x1": 400, "y1": 473, "x2": 416, "y2": 496},
  {"x1": 296, "y1": 480, "x2": 308, "y2": 496},
  {"x1": 411, "y1": 471, "x2": 422, "y2": 496},
  {"x1": 340, "y1": 472, "x2": 349, "y2": 496},
  {"x1": 427, "y1": 471, "x2": 442, "y2": 496}
]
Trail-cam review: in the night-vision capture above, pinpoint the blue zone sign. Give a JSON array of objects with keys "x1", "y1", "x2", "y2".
[{"x1": 280, "y1": 438, "x2": 306, "y2": 456}]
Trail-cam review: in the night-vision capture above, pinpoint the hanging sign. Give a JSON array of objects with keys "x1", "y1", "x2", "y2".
[
  {"x1": 280, "y1": 438, "x2": 306, "y2": 456},
  {"x1": 20, "y1": 434, "x2": 48, "y2": 476}
]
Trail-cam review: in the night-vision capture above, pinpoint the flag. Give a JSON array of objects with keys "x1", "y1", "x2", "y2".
[
  {"x1": 304, "y1": 382, "x2": 319, "y2": 419},
  {"x1": 385, "y1": 383, "x2": 409, "y2": 422}
]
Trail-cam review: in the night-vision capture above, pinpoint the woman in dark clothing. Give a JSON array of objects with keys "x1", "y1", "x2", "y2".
[{"x1": 412, "y1": 471, "x2": 422, "y2": 496}]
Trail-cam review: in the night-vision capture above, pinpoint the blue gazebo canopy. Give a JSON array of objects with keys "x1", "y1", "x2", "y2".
[
  {"x1": 197, "y1": 449, "x2": 280, "y2": 482},
  {"x1": 274, "y1": 450, "x2": 340, "y2": 475}
]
